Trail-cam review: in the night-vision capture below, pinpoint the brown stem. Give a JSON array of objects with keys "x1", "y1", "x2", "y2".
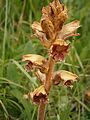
[
  {"x1": 45, "y1": 57, "x2": 55, "y2": 93},
  {"x1": 37, "y1": 101, "x2": 46, "y2": 120},
  {"x1": 37, "y1": 57, "x2": 55, "y2": 120}
]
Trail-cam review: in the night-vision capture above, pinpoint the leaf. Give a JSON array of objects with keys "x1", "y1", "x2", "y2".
[
  {"x1": 23, "y1": 41, "x2": 35, "y2": 54},
  {"x1": 7, "y1": 62, "x2": 20, "y2": 84},
  {"x1": 57, "y1": 20, "x2": 80, "y2": 40},
  {"x1": 11, "y1": 89, "x2": 33, "y2": 119}
]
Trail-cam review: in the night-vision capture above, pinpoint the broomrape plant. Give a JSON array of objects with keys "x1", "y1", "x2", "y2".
[{"x1": 22, "y1": 0, "x2": 80, "y2": 120}]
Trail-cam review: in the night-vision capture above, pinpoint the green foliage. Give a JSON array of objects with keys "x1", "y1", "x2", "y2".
[{"x1": 0, "y1": 0, "x2": 90, "y2": 119}]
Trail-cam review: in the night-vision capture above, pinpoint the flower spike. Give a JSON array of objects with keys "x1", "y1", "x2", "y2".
[{"x1": 22, "y1": 1, "x2": 80, "y2": 120}]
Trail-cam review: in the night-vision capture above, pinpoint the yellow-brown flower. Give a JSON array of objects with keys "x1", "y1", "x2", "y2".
[
  {"x1": 22, "y1": 54, "x2": 48, "y2": 73},
  {"x1": 30, "y1": 85, "x2": 48, "y2": 105},
  {"x1": 50, "y1": 39, "x2": 69, "y2": 61},
  {"x1": 53, "y1": 70, "x2": 78, "y2": 87},
  {"x1": 57, "y1": 20, "x2": 80, "y2": 40},
  {"x1": 31, "y1": 21, "x2": 51, "y2": 48}
]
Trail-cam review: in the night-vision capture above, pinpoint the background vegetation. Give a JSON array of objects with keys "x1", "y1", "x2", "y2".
[{"x1": 0, "y1": 0, "x2": 90, "y2": 120}]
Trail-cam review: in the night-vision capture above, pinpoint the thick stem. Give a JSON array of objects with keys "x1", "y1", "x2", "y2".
[
  {"x1": 37, "y1": 57, "x2": 55, "y2": 120},
  {"x1": 37, "y1": 101, "x2": 46, "y2": 120},
  {"x1": 45, "y1": 57, "x2": 55, "y2": 93}
]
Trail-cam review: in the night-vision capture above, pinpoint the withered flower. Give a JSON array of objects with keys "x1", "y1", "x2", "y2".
[
  {"x1": 53, "y1": 70, "x2": 78, "y2": 87},
  {"x1": 41, "y1": 0, "x2": 68, "y2": 33},
  {"x1": 41, "y1": 16, "x2": 55, "y2": 40},
  {"x1": 50, "y1": 39, "x2": 69, "y2": 61},
  {"x1": 22, "y1": 54, "x2": 48, "y2": 73},
  {"x1": 31, "y1": 22, "x2": 51, "y2": 48},
  {"x1": 30, "y1": 85, "x2": 48, "y2": 104},
  {"x1": 57, "y1": 20, "x2": 80, "y2": 40}
]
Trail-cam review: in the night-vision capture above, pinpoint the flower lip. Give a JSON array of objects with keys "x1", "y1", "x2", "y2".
[
  {"x1": 25, "y1": 61, "x2": 34, "y2": 72},
  {"x1": 63, "y1": 80, "x2": 73, "y2": 87},
  {"x1": 33, "y1": 93, "x2": 47, "y2": 104},
  {"x1": 50, "y1": 39, "x2": 69, "y2": 61}
]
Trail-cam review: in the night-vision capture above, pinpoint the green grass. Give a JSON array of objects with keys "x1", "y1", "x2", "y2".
[{"x1": 0, "y1": 0, "x2": 90, "y2": 120}]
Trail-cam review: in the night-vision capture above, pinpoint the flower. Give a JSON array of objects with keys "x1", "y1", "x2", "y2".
[
  {"x1": 22, "y1": 54, "x2": 48, "y2": 73},
  {"x1": 50, "y1": 39, "x2": 69, "y2": 61},
  {"x1": 53, "y1": 70, "x2": 78, "y2": 87},
  {"x1": 31, "y1": 21, "x2": 51, "y2": 48},
  {"x1": 57, "y1": 20, "x2": 80, "y2": 40},
  {"x1": 30, "y1": 85, "x2": 48, "y2": 105}
]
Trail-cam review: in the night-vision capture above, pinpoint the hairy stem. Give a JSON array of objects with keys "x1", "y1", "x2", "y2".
[{"x1": 37, "y1": 57, "x2": 55, "y2": 120}]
